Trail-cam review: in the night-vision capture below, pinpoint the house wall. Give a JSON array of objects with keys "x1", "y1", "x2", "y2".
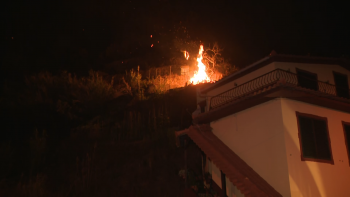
[
  {"x1": 205, "y1": 62, "x2": 276, "y2": 111},
  {"x1": 210, "y1": 98, "x2": 291, "y2": 196},
  {"x1": 281, "y1": 98, "x2": 350, "y2": 197}
]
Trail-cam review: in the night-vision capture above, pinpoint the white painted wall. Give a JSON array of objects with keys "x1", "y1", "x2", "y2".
[
  {"x1": 206, "y1": 96, "x2": 350, "y2": 197},
  {"x1": 210, "y1": 98, "x2": 291, "y2": 196},
  {"x1": 281, "y1": 98, "x2": 350, "y2": 197}
]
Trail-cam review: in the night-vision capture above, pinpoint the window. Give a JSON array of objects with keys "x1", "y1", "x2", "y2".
[
  {"x1": 342, "y1": 122, "x2": 350, "y2": 166},
  {"x1": 333, "y1": 72, "x2": 350, "y2": 99},
  {"x1": 296, "y1": 112, "x2": 333, "y2": 164},
  {"x1": 296, "y1": 68, "x2": 318, "y2": 91}
]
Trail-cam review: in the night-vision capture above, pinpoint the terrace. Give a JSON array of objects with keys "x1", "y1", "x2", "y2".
[{"x1": 209, "y1": 69, "x2": 350, "y2": 110}]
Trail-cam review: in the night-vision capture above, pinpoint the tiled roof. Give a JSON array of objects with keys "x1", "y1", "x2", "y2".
[{"x1": 176, "y1": 124, "x2": 282, "y2": 197}]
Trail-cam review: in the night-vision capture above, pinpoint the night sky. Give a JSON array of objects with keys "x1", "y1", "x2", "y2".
[{"x1": 2, "y1": 0, "x2": 350, "y2": 78}]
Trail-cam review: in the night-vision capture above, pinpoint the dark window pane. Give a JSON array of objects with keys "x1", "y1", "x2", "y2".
[
  {"x1": 298, "y1": 114, "x2": 332, "y2": 162},
  {"x1": 344, "y1": 124, "x2": 350, "y2": 155},
  {"x1": 297, "y1": 70, "x2": 318, "y2": 91},
  {"x1": 334, "y1": 73, "x2": 350, "y2": 99},
  {"x1": 299, "y1": 116, "x2": 317, "y2": 158},
  {"x1": 313, "y1": 119, "x2": 331, "y2": 160}
]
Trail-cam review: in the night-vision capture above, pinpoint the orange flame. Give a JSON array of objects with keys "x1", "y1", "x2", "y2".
[
  {"x1": 189, "y1": 45, "x2": 211, "y2": 85},
  {"x1": 183, "y1": 51, "x2": 189, "y2": 60}
]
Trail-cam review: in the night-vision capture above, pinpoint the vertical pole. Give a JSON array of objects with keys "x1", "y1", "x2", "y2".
[
  {"x1": 184, "y1": 138, "x2": 188, "y2": 188},
  {"x1": 201, "y1": 151, "x2": 206, "y2": 179},
  {"x1": 137, "y1": 65, "x2": 140, "y2": 97},
  {"x1": 221, "y1": 170, "x2": 227, "y2": 197},
  {"x1": 169, "y1": 66, "x2": 172, "y2": 90}
]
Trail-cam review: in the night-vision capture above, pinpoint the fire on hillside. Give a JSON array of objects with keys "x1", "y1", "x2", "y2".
[{"x1": 185, "y1": 44, "x2": 221, "y2": 85}]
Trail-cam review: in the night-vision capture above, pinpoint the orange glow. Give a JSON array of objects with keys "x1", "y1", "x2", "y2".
[
  {"x1": 150, "y1": 35, "x2": 152, "y2": 38},
  {"x1": 189, "y1": 45, "x2": 211, "y2": 85},
  {"x1": 151, "y1": 44, "x2": 153, "y2": 47},
  {"x1": 183, "y1": 51, "x2": 189, "y2": 60}
]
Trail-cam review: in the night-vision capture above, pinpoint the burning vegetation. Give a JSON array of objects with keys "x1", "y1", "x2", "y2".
[
  {"x1": 118, "y1": 42, "x2": 232, "y2": 101},
  {"x1": 190, "y1": 44, "x2": 212, "y2": 85}
]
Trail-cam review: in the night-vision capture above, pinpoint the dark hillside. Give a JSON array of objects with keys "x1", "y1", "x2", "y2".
[{"x1": 0, "y1": 71, "x2": 203, "y2": 196}]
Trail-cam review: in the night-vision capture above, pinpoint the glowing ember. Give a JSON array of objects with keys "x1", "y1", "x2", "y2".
[
  {"x1": 183, "y1": 51, "x2": 189, "y2": 60},
  {"x1": 189, "y1": 45, "x2": 211, "y2": 85}
]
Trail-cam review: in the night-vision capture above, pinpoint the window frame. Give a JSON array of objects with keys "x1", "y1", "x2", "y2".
[
  {"x1": 342, "y1": 121, "x2": 350, "y2": 166},
  {"x1": 296, "y1": 112, "x2": 334, "y2": 164}
]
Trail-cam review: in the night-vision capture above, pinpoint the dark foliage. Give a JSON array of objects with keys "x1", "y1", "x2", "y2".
[{"x1": 0, "y1": 71, "x2": 202, "y2": 196}]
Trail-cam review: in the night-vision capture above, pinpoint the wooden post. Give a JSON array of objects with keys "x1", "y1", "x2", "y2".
[
  {"x1": 221, "y1": 170, "x2": 227, "y2": 197},
  {"x1": 201, "y1": 151, "x2": 206, "y2": 179},
  {"x1": 184, "y1": 137, "x2": 188, "y2": 188},
  {"x1": 137, "y1": 65, "x2": 140, "y2": 96}
]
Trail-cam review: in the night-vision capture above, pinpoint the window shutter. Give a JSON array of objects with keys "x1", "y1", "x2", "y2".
[
  {"x1": 297, "y1": 112, "x2": 333, "y2": 163},
  {"x1": 299, "y1": 116, "x2": 317, "y2": 158},
  {"x1": 313, "y1": 119, "x2": 331, "y2": 160},
  {"x1": 344, "y1": 124, "x2": 350, "y2": 157}
]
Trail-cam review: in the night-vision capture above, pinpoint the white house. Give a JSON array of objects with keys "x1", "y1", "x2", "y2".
[{"x1": 176, "y1": 53, "x2": 350, "y2": 197}]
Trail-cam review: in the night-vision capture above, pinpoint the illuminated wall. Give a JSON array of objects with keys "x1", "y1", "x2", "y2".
[
  {"x1": 210, "y1": 98, "x2": 291, "y2": 196},
  {"x1": 281, "y1": 98, "x2": 350, "y2": 197},
  {"x1": 208, "y1": 97, "x2": 350, "y2": 196}
]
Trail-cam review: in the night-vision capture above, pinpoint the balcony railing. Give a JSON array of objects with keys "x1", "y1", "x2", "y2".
[{"x1": 210, "y1": 69, "x2": 349, "y2": 110}]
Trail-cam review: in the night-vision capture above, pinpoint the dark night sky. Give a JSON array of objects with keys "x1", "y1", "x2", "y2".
[{"x1": 2, "y1": 0, "x2": 350, "y2": 78}]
